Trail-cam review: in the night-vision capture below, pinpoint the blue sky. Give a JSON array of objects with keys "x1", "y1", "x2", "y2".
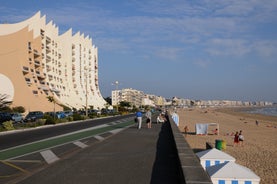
[{"x1": 1, "y1": 0, "x2": 277, "y2": 102}]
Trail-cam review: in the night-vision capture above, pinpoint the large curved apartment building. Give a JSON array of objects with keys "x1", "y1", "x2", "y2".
[{"x1": 0, "y1": 12, "x2": 106, "y2": 112}]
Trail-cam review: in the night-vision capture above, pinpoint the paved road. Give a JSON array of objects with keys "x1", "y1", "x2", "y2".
[
  {"x1": 16, "y1": 121, "x2": 183, "y2": 184},
  {"x1": 0, "y1": 114, "x2": 134, "y2": 150}
]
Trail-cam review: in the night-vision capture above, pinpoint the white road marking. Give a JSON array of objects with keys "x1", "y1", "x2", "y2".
[
  {"x1": 40, "y1": 150, "x2": 59, "y2": 164},
  {"x1": 94, "y1": 135, "x2": 104, "y2": 141},
  {"x1": 109, "y1": 128, "x2": 124, "y2": 134},
  {"x1": 73, "y1": 141, "x2": 88, "y2": 148}
]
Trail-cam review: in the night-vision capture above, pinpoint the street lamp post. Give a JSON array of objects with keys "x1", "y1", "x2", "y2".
[
  {"x1": 84, "y1": 67, "x2": 90, "y2": 118},
  {"x1": 85, "y1": 72, "x2": 88, "y2": 118}
]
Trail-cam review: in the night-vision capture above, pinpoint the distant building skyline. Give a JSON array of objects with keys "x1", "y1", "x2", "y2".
[{"x1": 112, "y1": 88, "x2": 274, "y2": 109}]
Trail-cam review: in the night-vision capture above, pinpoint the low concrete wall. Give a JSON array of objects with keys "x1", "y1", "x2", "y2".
[{"x1": 168, "y1": 116, "x2": 213, "y2": 184}]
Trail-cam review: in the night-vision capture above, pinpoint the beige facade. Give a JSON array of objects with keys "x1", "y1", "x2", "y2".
[
  {"x1": 0, "y1": 12, "x2": 106, "y2": 112},
  {"x1": 112, "y1": 88, "x2": 144, "y2": 107}
]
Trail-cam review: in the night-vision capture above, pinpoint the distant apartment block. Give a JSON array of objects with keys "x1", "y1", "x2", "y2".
[
  {"x1": 0, "y1": 12, "x2": 106, "y2": 112},
  {"x1": 112, "y1": 88, "x2": 166, "y2": 107},
  {"x1": 112, "y1": 88, "x2": 145, "y2": 107}
]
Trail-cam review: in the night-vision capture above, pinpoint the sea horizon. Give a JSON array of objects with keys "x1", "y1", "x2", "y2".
[{"x1": 243, "y1": 106, "x2": 277, "y2": 117}]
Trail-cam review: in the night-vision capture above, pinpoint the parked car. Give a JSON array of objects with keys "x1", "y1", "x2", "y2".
[
  {"x1": 0, "y1": 112, "x2": 12, "y2": 124},
  {"x1": 56, "y1": 111, "x2": 66, "y2": 119},
  {"x1": 44, "y1": 111, "x2": 66, "y2": 119},
  {"x1": 24, "y1": 111, "x2": 43, "y2": 122},
  {"x1": 64, "y1": 111, "x2": 73, "y2": 117},
  {"x1": 11, "y1": 113, "x2": 24, "y2": 123}
]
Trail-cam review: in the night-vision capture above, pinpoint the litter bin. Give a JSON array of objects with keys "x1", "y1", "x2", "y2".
[
  {"x1": 221, "y1": 140, "x2": 226, "y2": 150},
  {"x1": 215, "y1": 139, "x2": 222, "y2": 150}
]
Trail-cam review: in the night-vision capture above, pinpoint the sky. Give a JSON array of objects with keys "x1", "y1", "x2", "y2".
[{"x1": 1, "y1": 0, "x2": 277, "y2": 102}]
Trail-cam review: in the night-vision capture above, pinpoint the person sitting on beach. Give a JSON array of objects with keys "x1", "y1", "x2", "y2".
[
  {"x1": 157, "y1": 113, "x2": 165, "y2": 123},
  {"x1": 234, "y1": 131, "x2": 239, "y2": 147},
  {"x1": 212, "y1": 128, "x2": 218, "y2": 135}
]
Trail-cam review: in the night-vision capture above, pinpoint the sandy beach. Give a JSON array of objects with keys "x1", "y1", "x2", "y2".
[{"x1": 177, "y1": 107, "x2": 277, "y2": 184}]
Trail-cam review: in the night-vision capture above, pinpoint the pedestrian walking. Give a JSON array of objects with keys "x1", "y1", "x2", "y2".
[
  {"x1": 238, "y1": 130, "x2": 244, "y2": 146},
  {"x1": 171, "y1": 111, "x2": 179, "y2": 126},
  {"x1": 136, "y1": 111, "x2": 142, "y2": 129},
  {"x1": 145, "y1": 109, "x2": 152, "y2": 128},
  {"x1": 233, "y1": 131, "x2": 239, "y2": 147}
]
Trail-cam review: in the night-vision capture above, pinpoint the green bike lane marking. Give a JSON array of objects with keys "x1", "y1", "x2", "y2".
[{"x1": 0, "y1": 121, "x2": 134, "y2": 160}]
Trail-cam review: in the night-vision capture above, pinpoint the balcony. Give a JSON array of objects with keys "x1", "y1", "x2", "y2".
[
  {"x1": 34, "y1": 60, "x2": 40, "y2": 67},
  {"x1": 40, "y1": 85, "x2": 49, "y2": 91},
  {"x1": 25, "y1": 78, "x2": 32, "y2": 85},
  {"x1": 22, "y1": 66, "x2": 29, "y2": 74},
  {"x1": 48, "y1": 74, "x2": 53, "y2": 81},
  {"x1": 46, "y1": 36, "x2": 51, "y2": 44},
  {"x1": 40, "y1": 29, "x2": 45, "y2": 38},
  {"x1": 46, "y1": 65, "x2": 51, "y2": 72},
  {"x1": 46, "y1": 46, "x2": 51, "y2": 53},
  {"x1": 50, "y1": 87, "x2": 60, "y2": 93},
  {"x1": 36, "y1": 71, "x2": 45, "y2": 79},
  {"x1": 46, "y1": 55, "x2": 51, "y2": 62},
  {"x1": 33, "y1": 49, "x2": 40, "y2": 57}
]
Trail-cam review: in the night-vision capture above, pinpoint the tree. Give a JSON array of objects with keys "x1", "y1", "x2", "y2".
[
  {"x1": 118, "y1": 101, "x2": 132, "y2": 112},
  {"x1": 104, "y1": 97, "x2": 112, "y2": 105},
  {"x1": 47, "y1": 96, "x2": 57, "y2": 118},
  {"x1": 0, "y1": 94, "x2": 12, "y2": 111},
  {"x1": 12, "y1": 106, "x2": 25, "y2": 113}
]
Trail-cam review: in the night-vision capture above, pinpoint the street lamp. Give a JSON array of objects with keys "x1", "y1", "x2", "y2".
[
  {"x1": 85, "y1": 72, "x2": 88, "y2": 118},
  {"x1": 84, "y1": 67, "x2": 92, "y2": 118}
]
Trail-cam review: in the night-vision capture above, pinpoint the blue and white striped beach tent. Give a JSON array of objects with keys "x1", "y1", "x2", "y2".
[
  {"x1": 196, "y1": 148, "x2": 235, "y2": 169},
  {"x1": 206, "y1": 162, "x2": 260, "y2": 184}
]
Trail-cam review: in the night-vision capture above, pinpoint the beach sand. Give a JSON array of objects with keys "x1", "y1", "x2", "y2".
[{"x1": 177, "y1": 108, "x2": 277, "y2": 184}]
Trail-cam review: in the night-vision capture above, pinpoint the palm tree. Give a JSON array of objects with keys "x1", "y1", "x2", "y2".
[
  {"x1": 47, "y1": 96, "x2": 57, "y2": 119},
  {"x1": 0, "y1": 94, "x2": 12, "y2": 110}
]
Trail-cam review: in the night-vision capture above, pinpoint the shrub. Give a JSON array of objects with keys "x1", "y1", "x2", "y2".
[
  {"x1": 44, "y1": 115, "x2": 56, "y2": 125},
  {"x1": 67, "y1": 116, "x2": 73, "y2": 122},
  {"x1": 2, "y1": 121, "x2": 15, "y2": 131},
  {"x1": 73, "y1": 113, "x2": 85, "y2": 121}
]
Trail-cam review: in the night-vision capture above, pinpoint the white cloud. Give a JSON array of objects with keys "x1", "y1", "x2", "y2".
[
  {"x1": 194, "y1": 59, "x2": 211, "y2": 68},
  {"x1": 252, "y1": 40, "x2": 277, "y2": 61},
  {"x1": 205, "y1": 38, "x2": 251, "y2": 56}
]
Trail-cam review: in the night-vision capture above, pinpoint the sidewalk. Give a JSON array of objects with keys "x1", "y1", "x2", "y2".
[{"x1": 17, "y1": 121, "x2": 184, "y2": 184}]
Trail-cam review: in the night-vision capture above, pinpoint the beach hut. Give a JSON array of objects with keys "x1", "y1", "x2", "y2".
[
  {"x1": 206, "y1": 161, "x2": 260, "y2": 184},
  {"x1": 196, "y1": 148, "x2": 235, "y2": 169},
  {"x1": 195, "y1": 123, "x2": 219, "y2": 135}
]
